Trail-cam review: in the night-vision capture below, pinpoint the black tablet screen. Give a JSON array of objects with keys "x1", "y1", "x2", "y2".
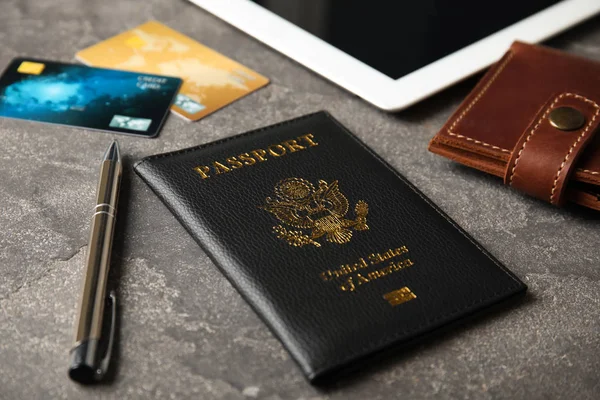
[{"x1": 250, "y1": 0, "x2": 562, "y2": 79}]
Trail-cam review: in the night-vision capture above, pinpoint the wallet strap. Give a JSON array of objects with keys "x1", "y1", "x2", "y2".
[{"x1": 504, "y1": 92, "x2": 600, "y2": 206}]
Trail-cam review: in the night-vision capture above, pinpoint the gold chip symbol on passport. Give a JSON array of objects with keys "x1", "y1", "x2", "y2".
[
  {"x1": 384, "y1": 287, "x2": 416, "y2": 306},
  {"x1": 17, "y1": 61, "x2": 45, "y2": 75}
]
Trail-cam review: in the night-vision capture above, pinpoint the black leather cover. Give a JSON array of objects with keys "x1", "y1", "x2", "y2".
[{"x1": 134, "y1": 111, "x2": 526, "y2": 383}]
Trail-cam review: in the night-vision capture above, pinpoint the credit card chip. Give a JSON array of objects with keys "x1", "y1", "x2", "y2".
[{"x1": 17, "y1": 61, "x2": 45, "y2": 75}]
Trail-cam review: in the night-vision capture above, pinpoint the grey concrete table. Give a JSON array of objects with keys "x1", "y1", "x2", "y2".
[{"x1": 1, "y1": 1, "x2": 599, "y2": 399}]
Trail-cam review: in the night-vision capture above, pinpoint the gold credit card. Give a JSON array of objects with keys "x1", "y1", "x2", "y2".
[{"x1": 76, "y1": 21, "x2": 269, "y2": 121}]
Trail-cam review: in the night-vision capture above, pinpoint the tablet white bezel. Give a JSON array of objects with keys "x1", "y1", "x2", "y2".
[{"x1": 189, "y1": 0, "x2": 600, "y2": 111}]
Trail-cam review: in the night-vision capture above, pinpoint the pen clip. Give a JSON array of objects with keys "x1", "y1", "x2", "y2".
[{"x1": 95, "y1": 290, "x2": 117, "y2": 381}]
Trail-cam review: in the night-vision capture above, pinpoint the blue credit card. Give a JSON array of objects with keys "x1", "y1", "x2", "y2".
[{"x1": 0, "y1": 58, "x2": 182, "y2": 137}]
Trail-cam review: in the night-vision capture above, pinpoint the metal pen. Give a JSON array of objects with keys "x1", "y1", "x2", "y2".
[{"x1": 69, "y1": 140, "x2": 122, "y2": 384}]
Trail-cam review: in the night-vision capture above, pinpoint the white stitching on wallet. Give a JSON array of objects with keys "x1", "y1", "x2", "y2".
[
  {"x1": 447, "y1": 52, "x2": 514, "y2": 154},
  {"x1": 444, "y1": 53, "x2": 600, "y2": 178},
  {"x1": 577, "y1": 168, "x2": 600, "y2": 176},
  {"x1": 508, "y1": 94, "x2": 565, "y2": 186},
  {"x1": 550, "y1": 95, "x2": 600, "y2": 204}
]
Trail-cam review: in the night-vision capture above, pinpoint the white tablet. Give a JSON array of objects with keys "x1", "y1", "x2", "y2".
[{"x1": 190, "y1": 0, "x2": 600, "y2": 111}]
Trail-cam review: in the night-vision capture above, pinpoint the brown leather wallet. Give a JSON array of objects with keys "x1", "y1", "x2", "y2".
[{"x1": 429, "y1": 41, "x2": 600, "y2": 211}]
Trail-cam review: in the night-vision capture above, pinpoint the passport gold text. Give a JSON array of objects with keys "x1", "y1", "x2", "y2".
[
  {"x1": 193, "y1": 134, "x2": 318, "y2": 179},
  {"x1": 339, "y1": 258, "x2": 414, "y2": 292},
  {"x1": 320, "y1": 246, "x2": 408, "y2": 281},
  {"x1": 318, "y1": 245, "x2": 414, "y2": 292}
]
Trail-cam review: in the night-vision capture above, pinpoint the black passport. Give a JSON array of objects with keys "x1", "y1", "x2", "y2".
[{"x1": 134, "y1": 112, "x2": 526, "y2": 382}]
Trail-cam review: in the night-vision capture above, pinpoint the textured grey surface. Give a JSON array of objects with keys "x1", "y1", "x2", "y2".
[{"x1": 0, "y1": 1, "x2": 599, "y2": 399}]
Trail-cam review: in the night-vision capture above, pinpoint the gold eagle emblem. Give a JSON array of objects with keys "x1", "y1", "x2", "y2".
[{"x1": 261, "y1": 178, "x2": 369, "y2": 247}]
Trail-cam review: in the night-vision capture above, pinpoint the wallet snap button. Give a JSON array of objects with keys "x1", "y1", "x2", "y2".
[{"x1": 549, "y1": 106, "x2": 585, "y2": 131}]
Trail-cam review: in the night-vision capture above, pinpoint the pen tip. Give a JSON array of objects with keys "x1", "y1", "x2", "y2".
[{"x1": 103, "y1": 140, "x2": 121, "y2": 162}]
